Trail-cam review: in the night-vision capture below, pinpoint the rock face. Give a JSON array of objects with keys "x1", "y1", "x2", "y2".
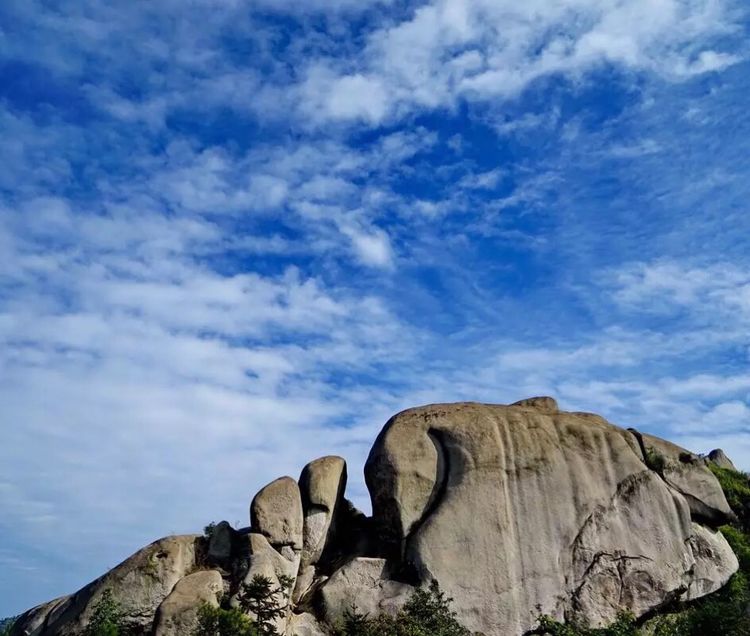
[
  {"x1": 708, "y1": 448, "x2": 738, "y2": 471},
  {"x1": 251, "y1": 476, "x2": 304, "y2": 551},
  {"x1": 153, "y1": 570, "x2": 224, "y2": 636},
  {"x1": 12, "y1": 535, "x2": 201, "y2": 636},
  {"x1": 364, "y1": 400, "x2": 738, "y2": 635},
  {"x1": 11, "y1": 398, "x2": 740, "y2": 636}
]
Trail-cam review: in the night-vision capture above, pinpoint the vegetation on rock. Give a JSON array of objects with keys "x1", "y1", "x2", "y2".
[
  {"x1": 83, "y1": 589, "x2": 123, "y2": 636},
  {"x1": 534, "y1": 464, "x2": 750, "y2": 636},
  {"x1": 195, "y1": 604, "x2": 259, "y2": 636},
  {"x1": 0, "y1": 618, "x2": 16, "y2": 636},
  {"x1": 336, "y1": 580, "x2": 473, "y2": 636}
]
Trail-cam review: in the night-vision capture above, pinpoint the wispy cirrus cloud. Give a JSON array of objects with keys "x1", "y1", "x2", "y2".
[{"x1": 1, "y1": 0, "x2": 749, "y2": 619}]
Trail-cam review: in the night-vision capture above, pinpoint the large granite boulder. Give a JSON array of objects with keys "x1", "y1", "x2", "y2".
[
  {"x1": 11, "y1": 535, "x2": 200, "y2": 636},
  {"x1": 365, "y1": 400, "x2": 737, "y2": 635},
  {"x1": 10, "y1": 398, "x2": 742, "y2": 636},
  {"x1": 318, "y1": 557, "x2": 413, "y2": 626}
]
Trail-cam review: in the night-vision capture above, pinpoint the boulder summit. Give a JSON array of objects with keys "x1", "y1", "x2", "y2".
[{"x1": 11, "y1": 399, "x2": 738, "y2": 636}]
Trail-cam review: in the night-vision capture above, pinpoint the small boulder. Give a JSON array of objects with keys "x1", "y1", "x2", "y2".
[
  {"x1": 286, "y1": 612, "x2": 327, "y2": 636},
  {"x1": 153, "y1": 570, "x2": 224, "y2": 636},
  {"x1": 641, "y1": 433, "x2": 735, "y2": 525},
  {"x1": 511, "y1": 396, "x2": 559, "y2": 413},
  {"x1": 708, "y1": 448, "x2": 738, "y2": 471},
  {"x1": 318, "y1": 558, "x2": 413, "y2": 626},
  {"x1": 251, "y1": 477, "x2": 304, "y2": 551}
]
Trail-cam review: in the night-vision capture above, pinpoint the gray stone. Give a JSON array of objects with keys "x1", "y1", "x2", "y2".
[
  {"x1": 153, "y1": 570, "x2": 224, "y2": 636},
  {"x1": 708, "y1": 448, "x2": 738, "y2": 471},
  {"x1": 318, "y1": 558, "x2": 413, "y2": 626},
  {"x1": 299, "y1": 456, "x2": 347, "y2": 567},
  {"x1": 11, "y1": 535, "x2": 200, "y2": 636},
  {"x1": 365, "y1": 401, "x2": 738, "y2": 635},
  {"x1": 251, "y1": 477, "x2": 304, "y2": 551}
]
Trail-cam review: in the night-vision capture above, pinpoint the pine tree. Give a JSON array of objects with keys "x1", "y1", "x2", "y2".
[{"x1": 238, "y1": 574, "x2": 292, "y2": 636}]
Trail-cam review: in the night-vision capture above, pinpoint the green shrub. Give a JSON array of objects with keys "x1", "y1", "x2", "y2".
[
  {"x1": 238, "y1": 574, "x2": 293, "y2": 636},
  {"x1": 644, "y1": 448, "x2": 667, "y2": 474},
  {"x1": 0, "y1": 619, "x2": 15, "y2": 636},
  {"x1": 709, "y1": 465, "x2": 750, "y2": 532},
  {"x1": 533, "y1": 611, "x2": 638, "y2": 636},
  {"x1": 83, "y1": 589, "x2": 122, "y2": 636},
  {"x1": 194, "y1": 603, "x2": 259, "y2": 636},
  {"x1": 336, "y1": 580, "x2": 472, "y2": 636}
]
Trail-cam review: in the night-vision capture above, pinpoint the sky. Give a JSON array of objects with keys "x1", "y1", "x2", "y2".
[{"x1": 1, "y1": 0, "x2": 749, "y2": 618}]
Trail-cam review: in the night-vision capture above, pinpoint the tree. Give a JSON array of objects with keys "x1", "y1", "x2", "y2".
[
  {"x1": 194, "y1": 603, "x2": 258, "y2": 636},
  {"x1": 83, "y1": 589, "x2": 122, "y2": 636},
  {"x1": 238, "y1": 574, "x2": 293, "y2": 636},
  {"x1": 336, "y1": 580, "x2": 473, "y2": 636}
]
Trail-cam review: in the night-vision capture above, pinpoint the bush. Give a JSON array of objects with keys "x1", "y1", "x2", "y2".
[
  {"x1": 336, "y1": 580, "x2": 472, "y2": 636},
  {"x1": 195, "y1": 604, "x2": 259, "y2": 636},
  {"x1": 709, "y1": 465, "x2": 750, "y2": 532},
  {"x1": 83, "y1": 589, "x2": 122, "y2": 636},
  {"x1": 644, "y1": 448, "x2": 667, "y2": 475},
  {"x1": 238, "y1": 574, "x2": 294, "y2": 636},
  {"x1": 533, "y1": 611, "x2": 638, "y2": 636}
]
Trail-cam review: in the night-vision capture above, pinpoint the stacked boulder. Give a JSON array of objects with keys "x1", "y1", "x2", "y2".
[{"x1": 10, "y1": 399, "x2": 741, "y2": 636}]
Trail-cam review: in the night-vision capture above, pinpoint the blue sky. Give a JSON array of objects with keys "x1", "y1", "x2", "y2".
[{"x1": 1, "y1": 0, "x2": 750, "y2": 618}]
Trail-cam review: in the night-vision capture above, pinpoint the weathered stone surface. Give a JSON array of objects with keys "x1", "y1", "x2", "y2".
[
  {"x1": 8, "y1": 596, "x2": 70, "y2": 636},
  {"x1": 153, "y1": 570, "x2": 224, "y2": 636},
  {"x1": 318, "y1": 558, "x2": 413, "y2": 626},
  {"x1": 251, "y1": 477, "x2": 304, "y2": 551},
  {"x1": 511, "y1": 395, "x2": 559, "y2": 413},
  {"x1": 230, "y1": 533, "x2": 299, "y2": 634},
  {"x1": 685, "y1": 523, "x2": 739, "y2": 601},
  {"x1": 365, "y1": 402, "x2": 738, "y2": 635},
  {"x1": 11, "y1": 535, "x2": 200, "y2": 636},
  {"x1": 299, "y1": 456, "x2": 347, "y2": 567},
  {"x1": 10, "y1": 398, "x2": 743, "y2": 636},
  {"x1": 286, "y1": 612, "x2": 327, "y2": 636},
  {"x1": 640, "y1": 433, "x2": 735, "y2": 525},
  {"x1": 708, "y1": 448, "x2": 738, "y2": 471}
]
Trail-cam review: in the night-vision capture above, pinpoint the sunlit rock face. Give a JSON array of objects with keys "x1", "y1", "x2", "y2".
[{"x1": 11, "y1": 399, "x2": 738, "y2": 636}]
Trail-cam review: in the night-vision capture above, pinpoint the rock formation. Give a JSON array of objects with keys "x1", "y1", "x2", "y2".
[{"x1": 10, "y1": 399, "x2": 740, "y2": 636}]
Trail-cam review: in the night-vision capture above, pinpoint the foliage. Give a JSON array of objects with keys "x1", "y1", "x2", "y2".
[
  {"x1": 0, "y1": 618, "x2": 16, "y2": 636},
  {"x1": 644, "y1": 448, "x2": 667, "y2": 475},
  {"x1": 238, "y1": 574, "x2": 294, "y2": 636},
  {"x1": 336, "y1": 580, "x2": 472, "y2": 636},
  {"x1": 194, "y1": 603, "x2": 259, "y2": 636},
  {"x1": 83, "y1": 589, "x2": 122, "y2": 636},
  {"x1": 533, "y1": 612, "x2": 638, "y2": 636},
  {"x1": 709, "y1": 465, "x2": 750, "y2": 532}
]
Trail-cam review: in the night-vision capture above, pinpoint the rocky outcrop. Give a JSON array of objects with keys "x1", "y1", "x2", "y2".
[
  {"x1": 708, "y1": 448, "x2": 737, "y2": 471},
  {"x1": 365, "y1": 401, "x2": 737, "y2": 635},
  {"x1": 11, "y1": 398, "x2": 741, "y2": 636},
  {"x1": 12, "y1": 535, "x2": 201, "y2": 635},
  {"x1": 153, "y1": 570, "x2": 224, "y2": 636}
]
